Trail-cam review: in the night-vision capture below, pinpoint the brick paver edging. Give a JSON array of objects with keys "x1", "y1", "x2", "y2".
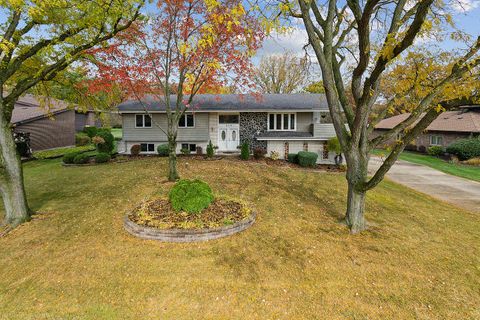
[{"x1": 123, "y1": 212, "x2": 256, "y2": 242}]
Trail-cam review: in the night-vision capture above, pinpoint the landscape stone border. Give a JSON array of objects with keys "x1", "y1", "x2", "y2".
[{"x1": 123, "y1": 211, "x2": 256, "y2": 242}]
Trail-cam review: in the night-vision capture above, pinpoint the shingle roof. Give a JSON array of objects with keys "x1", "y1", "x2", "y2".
[
  {"x1": 117, "y1": 94, "x2": 329, "y2": 112},
  {"x1": 11, "y1": 95, "x2": 93, "y2": 125},
  {"x1": 11, "y1": 96, "x2": 72, "y2": 124},
  {"x1": 375, "y1": 109, "x2": 480, "y2": 133}
]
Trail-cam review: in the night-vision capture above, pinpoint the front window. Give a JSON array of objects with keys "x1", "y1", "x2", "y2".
[
  {"x1": 268, "y1": 113, "x2": 296, "y2": 131},
  {"x1": 179, "y1": 114, "x2": 194, "y2": 128},
  {"x1": 430, "y1": 135, "x2": 443, "y2": 146},
  {"x1": 181, "y1": 143, "x2": 197, "y2": 152},
  {"x1": 140, "y1": 143, "x2": 155, "y2": 152},
  {"x1": 135, "y1": 114, "x2": 152, "y2": 128}
]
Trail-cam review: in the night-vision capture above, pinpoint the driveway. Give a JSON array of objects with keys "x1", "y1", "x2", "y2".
[{"x1": 369, "y1": 157, "x2": 480, "y2": 213}]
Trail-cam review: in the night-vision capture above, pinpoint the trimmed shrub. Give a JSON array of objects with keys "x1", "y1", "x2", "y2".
[
  {"x1": 418, "y1": 145, "x2": 427, "y2": 153},
  {"x1": 253, "y1": 147, "x2": 267, "y2": 159},
  {"x1": 240, "y1": 142, "x2": 249, "y2": 160},
  {"x1": 130, "y1": 144, "x2": 141, "y2": 156},
  {"x1": 83, "y1": 126, "x2": 98, "y2": 138},
  {"x1": 95, "y1": 131, "x2": 115, "y2": 154},
  {"x1": 168, "y1": 179, "x2": 214, "y2": 213},
  {"x1": 446, "y1": 138, "x2": 480, "y2": 160},
  {"x1": 73, "y1": 153, "x2": 90, "y2": 164},
  {"x1": 75, "y1": 132, "x2": 91, "y2": 146},
  {"x1": 206, "y1": 140, "x2": 214, "y2": 158},
  {"x1": 95, "y1": 152, "x2": 111, "y2": 163},
  {"x1": 157, "y1": 144, "x2": 169, "y2": 157},
  {"x1": 180, "y1": 148, "x2": 191, "y2": 155},
  {"x1": 298, "y1": 151, "x2": 318, "y2": 167},
  {"x1": 63, "y1": 152, "x2": 80, "y2": 164},
  {"x1": 287, "y1": 153, "x2": 298, "y2": 164},
  {"x1": 427, "y1": 145, "x2": 444, "y2": 157},
  {"x1": 96, "y1": 127, "x2": 112, "y2": 134}
]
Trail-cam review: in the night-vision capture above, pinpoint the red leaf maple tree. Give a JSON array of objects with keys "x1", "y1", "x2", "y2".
[{"x1": 86, "y1": 0, "x2": 265, "y2": 180}]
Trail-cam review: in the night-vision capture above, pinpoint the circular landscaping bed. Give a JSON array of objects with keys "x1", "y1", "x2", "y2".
[{"x1": 124, "y1": 179, "x2": 255, "y2": 242}]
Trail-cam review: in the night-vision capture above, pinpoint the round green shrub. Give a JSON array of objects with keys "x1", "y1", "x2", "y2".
[
  {"x1": 446, "y1": 138, "x2": 480, "y2": 160},
  {"x1": 298, "y1": 151, "x2": 318, "y2": 167},
  {"x1": 73, "y1": 153, "x2": 90, "y2": 164},
  {"x1": 95, "y1": 130, "x2": 115, "y2": 154},
  {"x1": 287, "y1": 153, "x2": 298, "y2": 164},
  {"x1": 63, "y1": 152, "x2": 80, "y2": 164},
  {"x1": 168, "y1": 179, "x2": 214, "y2": 213},
  {"x1": 157, "y1": 144, "x2": 169, "y2": 157},
  {"x1": 83, "y1": 126, "x2": 98, "y2": 138},
  {"x1": 75, "y1": 132, "x2": 91, "y2": 146},
  {"x1": 427, "y1": 145, "x2": 444, "y2": 157},
  {"x1": 240, "y1": 142, "x2": 249, "y2": 160},
  {"x1": 95, "y1": 152, "x2": 111, "y2": 163}
]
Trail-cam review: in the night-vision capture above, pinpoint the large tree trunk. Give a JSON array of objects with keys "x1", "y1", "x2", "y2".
[
  {"x1": 345, "y1": 182, "x2": 367, "y2": 234},
  {"x1": 167, "y1": 135, "x2": 179, "y2": 182},
  {"x1": 344, "y1": 152, "x2": 369, "y2": 234},
  {"x1": 0, "y1": 109, "x2": 31, "y2": 226}
]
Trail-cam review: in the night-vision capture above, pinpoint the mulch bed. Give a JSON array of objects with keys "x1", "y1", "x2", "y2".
[{"x1": 128, "y1": 198, "x2": 252, "y2": 230}]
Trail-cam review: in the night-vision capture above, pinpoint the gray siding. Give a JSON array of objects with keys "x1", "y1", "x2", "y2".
[
  {"x1": 15, "y1": 110, "x2": 75, "y2": 151},
  {"x1": 313, "y1": 123, "x2": 336, "y2": 138},
  {"x1": 296, "y1": 112, "x2": 313, "y2": 132},
  {"x1": 122, "y1": 113, "x2": 209, "y2": 142}
]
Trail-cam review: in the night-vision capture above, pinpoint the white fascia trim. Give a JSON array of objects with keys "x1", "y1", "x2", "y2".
[
  {"x1": 118, "y1": 109, "x2": 326, "y2": 114},
  {"x1": 256, "y1": 137, "x2": 332, "y2": 141}
]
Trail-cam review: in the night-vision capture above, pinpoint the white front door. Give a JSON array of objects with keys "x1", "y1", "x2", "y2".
[{"x1": 218, "y1": 114, "x2": 240, "y2": 151}]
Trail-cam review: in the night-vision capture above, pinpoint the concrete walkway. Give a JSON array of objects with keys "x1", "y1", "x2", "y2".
[{"x1": 369, "y1": 157, "x2": 480, "y2": 213}]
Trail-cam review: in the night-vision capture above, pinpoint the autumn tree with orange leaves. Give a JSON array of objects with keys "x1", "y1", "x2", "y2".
[{"x1": 88, "y1": 0, "x2": 264, "y2": 181}]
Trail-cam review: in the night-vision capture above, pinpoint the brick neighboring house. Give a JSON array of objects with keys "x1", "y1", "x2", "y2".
[
  {"x1": 12, "y1": 95, "x2": 100, "y2": 151},
  {"x1": 374, "y1": 105, "x2": 480, "y2": 151}
]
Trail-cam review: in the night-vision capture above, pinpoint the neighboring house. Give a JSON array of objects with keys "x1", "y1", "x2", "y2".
[
  {"x1": 12, "y1": 95, "x2": 100, "y2": 151},
  {"x1": 374, "y1": 106, "x2": 480, "y2": 150},
  {"x1": 117, "y1": 94, "x2": 338, "y2": 163}
]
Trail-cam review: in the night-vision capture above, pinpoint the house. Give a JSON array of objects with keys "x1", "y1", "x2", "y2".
[
  {"x1": 12, "y1": 95, "x2": 100, "y2": 151},
  {"x1": 117, "y1": 94, "x2": 338, "y2": 163},
  {"x1": 374, "y1": 106, "x2": 480, "y2": 150}
]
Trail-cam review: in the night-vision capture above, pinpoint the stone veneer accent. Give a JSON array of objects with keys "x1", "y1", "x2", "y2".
[
  {"x1": 124, "y1": 212, "x2": 256, "y2": 242},
  {"x1": 239, "y1": 112, "x2": 267, "y2": 151}
]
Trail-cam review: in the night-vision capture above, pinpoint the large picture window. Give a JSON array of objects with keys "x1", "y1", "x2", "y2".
[
  {"x1": 268, "y1": 113, "x2": 296, "y2": 131},
  {"x1": 179, "y1": 114, "x2": 195, "y2": 128},
  {"x1": 135, "y1": 114, "x2": 152, "y2": 128}
]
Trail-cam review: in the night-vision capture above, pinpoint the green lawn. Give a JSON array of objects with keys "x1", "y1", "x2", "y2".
[
  {"x1": 111, "y1": 128, "x2": 122, "y2": 140},
  {"x1": 373, "y1": 150, "x2": 480, "y2": 182},
  {"x1": 1, "y1": 158, "x2": 479, "y2": 319}
]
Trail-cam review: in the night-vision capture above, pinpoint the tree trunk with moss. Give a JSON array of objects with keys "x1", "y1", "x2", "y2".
[{"x1": 0, "y1": 100, "x2": 31, "y2": 226}]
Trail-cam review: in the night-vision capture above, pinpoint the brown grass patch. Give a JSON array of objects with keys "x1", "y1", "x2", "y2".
[{"x1": 0, "y1": 157, "x2": 478, "y2": 319}]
